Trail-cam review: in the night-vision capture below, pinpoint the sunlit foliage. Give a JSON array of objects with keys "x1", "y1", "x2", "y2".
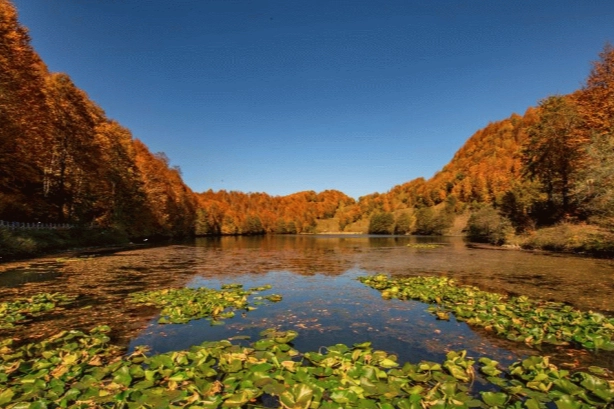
[{"x1": 0, "y1": 0, "x2": 195, "y2": 237}]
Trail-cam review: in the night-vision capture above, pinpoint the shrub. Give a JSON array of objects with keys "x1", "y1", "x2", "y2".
[
  {"x1": 368, "y1": 212, "x2": 394, "y2": 234},
  {"x1": 394, "y1": 212, "x2": 413, "y2": 235},
  {"x1": 466, "y1": 206, "x2": 513, "y2": 245},
  {"x1": 413, "y1": 207, "x2": 453, "y2": 235}
]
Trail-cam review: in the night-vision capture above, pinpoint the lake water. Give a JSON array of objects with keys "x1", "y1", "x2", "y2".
[{"x1": 1, "y1": 234, "x2": 614, "y2": 371}]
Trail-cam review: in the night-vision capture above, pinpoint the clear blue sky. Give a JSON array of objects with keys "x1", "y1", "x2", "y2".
[{"x1": 12, "y1": 0, "x2": 614, "y2": 199}]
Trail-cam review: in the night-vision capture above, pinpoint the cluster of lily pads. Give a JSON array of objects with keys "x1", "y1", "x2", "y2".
[
  {"x1": 1, "y1": 325, "x2": 613, "y2": 408},
  {"x1": 359, "y1": 275, "x2": 614, "y2": 351},
  {"x1": 129, "y1": 284, "x2": 283, "y2": 325},
  {"x1": 405, "y1": 244, "x2": 443, "y2": 249},
  {"x1": 0, "y1": 293, "x2": 76, "y2": 330},
  {"x1": 2, "y1": 280, "x2": 614, "y2": 408}
]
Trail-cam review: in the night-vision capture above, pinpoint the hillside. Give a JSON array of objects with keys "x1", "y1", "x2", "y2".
[
  {"x1": 0, "y1": 0, "x2": 196, "y2": 238},
  {"x1": 330, "y1": 46, "x2": 614, "y2": 238}
]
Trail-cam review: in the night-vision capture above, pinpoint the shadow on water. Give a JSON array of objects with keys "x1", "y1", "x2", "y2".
[
  {"x1": 0, "y1": 262, "x2": 63, "y2": 287},
  {"x1": 2, "y1": 234, "x2": 614, "y2": 372}
]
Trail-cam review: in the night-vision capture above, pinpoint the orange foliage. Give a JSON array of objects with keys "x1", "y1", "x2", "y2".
[
  {"x1": 195, "y1": 189, "x2": 354, "y2": 235},
  {"x1": 0, "y1": 1, "x2": 195, "y2": 236}
]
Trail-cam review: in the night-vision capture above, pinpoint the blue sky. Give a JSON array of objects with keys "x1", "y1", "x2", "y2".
[{"x1": 12, "y1": 0, "x2": 614, "y2": 199}]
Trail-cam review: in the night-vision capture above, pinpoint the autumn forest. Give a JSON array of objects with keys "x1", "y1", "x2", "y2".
[{"x1": 2, "y1": 0, "x2": 614, "y2": 245}]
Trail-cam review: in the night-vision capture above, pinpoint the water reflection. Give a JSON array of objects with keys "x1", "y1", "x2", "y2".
[
  {"x1": 129, "y1": 269, "x2": 526, "y2": 368},
  {"x1": 189, "y1": 235, "x2": 614, "y2": 314},
  {"x1": 1, "y1": 235, "x2": 614, "y2": 371}
]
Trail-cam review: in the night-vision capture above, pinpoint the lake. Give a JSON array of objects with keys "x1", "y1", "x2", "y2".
[{"x1": 1, "y1": 234, "x2": 614, "y2": 372}]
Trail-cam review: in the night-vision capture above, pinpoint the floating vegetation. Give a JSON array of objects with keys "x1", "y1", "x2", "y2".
[
  {"x1": 263, "y1": 294, "x2": 283, "y2": 303},
  {"x1": 0, "y1": 293, "x2": 76, "y2": 330},
  {"x1": 130, "y1": 284, "x2": 277, "y2": 325},
  {"x1": 55, "y1": 257, "x2": 87, "y2": 263},
  {"x1": 359, "y1": 275, "x2": 614, "y2": 352},
  {"x1": 406, "y1": 243, "x2": 443, "y2": 249},
  {"x1": 1, "y1": 326, "x2": 613, "y2": 408}
]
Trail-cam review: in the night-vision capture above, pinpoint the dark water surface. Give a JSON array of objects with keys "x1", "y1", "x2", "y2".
[{"x1": 2, "y1": 235, "x2": 614, "y2": 370}]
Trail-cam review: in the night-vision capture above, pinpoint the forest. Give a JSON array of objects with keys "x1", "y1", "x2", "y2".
[{"x1": 2, "y1": 0, "x2": 614, "y2": 252}]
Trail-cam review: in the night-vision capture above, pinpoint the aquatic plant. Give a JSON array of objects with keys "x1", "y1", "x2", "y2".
[
  {"x1": 1, "y1": 326, "x2": 613, "y2": 408},
  {"x1": 405, "y1": 243, "x2": 443, "y2": 249},
  {"x1": 0, "y1": 293, "x2": 76, "y2": 330},
  {"x1": 130, "y1": 284, "x2": 281, "y2": 325},
  {"x1": 359, "y1": 275, "x2": 614, "y2": 352}
]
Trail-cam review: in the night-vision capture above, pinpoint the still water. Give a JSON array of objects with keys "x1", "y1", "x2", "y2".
[{"x1": 1, "y1": 235, "x2": 614, "y2": 370}]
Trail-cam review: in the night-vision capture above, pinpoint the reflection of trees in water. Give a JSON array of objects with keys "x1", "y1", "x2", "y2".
[{"x1": 191, "y1": 235, "x2": 459, "y2": 277}]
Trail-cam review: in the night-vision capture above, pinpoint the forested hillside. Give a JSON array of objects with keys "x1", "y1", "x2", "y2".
[
  {"x1": 3, "y1": 0, "x2": 614, "y2": 245},
  {"x1": 194, "y1": 45, "x2": 614, "y2": 239},
  {"x1": 0, "y1": 0, "x2": 354, "y2": 239},
  {"x1": 195, "y1": 189, "x2": 354, "y2": 235},
  {"x1": 0, "y1": 0, "x2": 196, "y2": 238},
  {"x1": 328, "y1": 45, "x2": 614, "y2": 238}
]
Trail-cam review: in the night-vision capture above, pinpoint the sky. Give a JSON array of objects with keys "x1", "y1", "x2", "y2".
[{"x1": 11, "y1": 0, "x2": 614, "y2": 199}]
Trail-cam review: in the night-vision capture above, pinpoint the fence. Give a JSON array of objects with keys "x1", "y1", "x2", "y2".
[{"x1": 0, "y1": 220, "x2": 81, "y2": 230}]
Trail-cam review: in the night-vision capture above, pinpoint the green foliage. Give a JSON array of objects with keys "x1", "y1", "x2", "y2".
[
  {"x1": 2, "y1": 326, "x2": 613, "y2": 408},
  {"x1": 0, "y1": 293, "x2": 76, "y2": 329},
  {"x1": 194, "y1": 208, "x2": 217, "y2": 235},
  {"x1": 466, "y1": 205, "x2": 513, "y2": 245},
  {"x1": 359, "y1": 275, "x2": 614, "y2": 351},
  {"x1": 286, "y1": 220, "x2": 298, "y2": 234},
  {"x1": 394, "y1": 212, "x2": 413, "y2": 235},
  {"x1": 368, "y1": 211, "x2": 394, "y2": 234},
  {"x1": 574, "y1": 131, "x2": 614, "y2": 226},
  {"x1": 413, "y1": 207, "x2": 453, "y2": 235},
  {"x1": 523, "y1": 95, "x2": 585, "y2": 219},
  {"x1": 273, "y1": 219, "x2": 299, "y2": 234},
  {"x1": 499, "y1": 180, "x2": 544, "y2": 232},
  {"x1": 406, "y1": 243, "x2": 443, "y2": 249},
  {"x1": 242, "y1": 215, "x2": 265, "y2": 235},
  {"x1": 130, "y1": 284, "x2": 278, "y2": 325}
]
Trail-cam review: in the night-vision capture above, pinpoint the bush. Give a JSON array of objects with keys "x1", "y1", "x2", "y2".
[
  {"x1": 368, "y1": 212, "x2": 394, "y2": 234},
  {"x1": 394, "y1": 212, "x2": 413, "y2": 235},
  {"x1": 413, "y1": 207, "x2": 453, "y2": 235},
  {"x1": 466, "y1": 206, "x2": 513, "y2": 245}
]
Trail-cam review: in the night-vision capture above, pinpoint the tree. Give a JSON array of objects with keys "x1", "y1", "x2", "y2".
[
  {"x1": 499, "y1": 180, "x2": 544, "y2": 232},
  {"x1": 242, "y1": 215, "x2": 265, "y2": 235},
  {"x1": 413, "y1": 207, "x2": 453, "y2": 235},
  {"x1": 368, "y1": 212, "x2": 394, "y2": 234},
  {"x1": 577, "y1": 43, "x2": 614, "y2": 136},
  {"x1": 0, "y1": 0, "x2": 51, "y2": 220},
  {"x1": 573, "y1": 131, "x2": 614, "y2": 227},
  {"x1": 466, "y1": 205, "x2": 513, "y2": 245},
  {"x1": 394, "y1": 212, "x2": 413, "y2": 235},
  {"x1": 522, "y1": 96, "x2": 586, "y2": 218},
  {"x1": 133, "y1": 140, "x2": 196, "y2": 237},
  {"x1": 43, "y1": 73, "x2": 101, "y2": 222}
]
